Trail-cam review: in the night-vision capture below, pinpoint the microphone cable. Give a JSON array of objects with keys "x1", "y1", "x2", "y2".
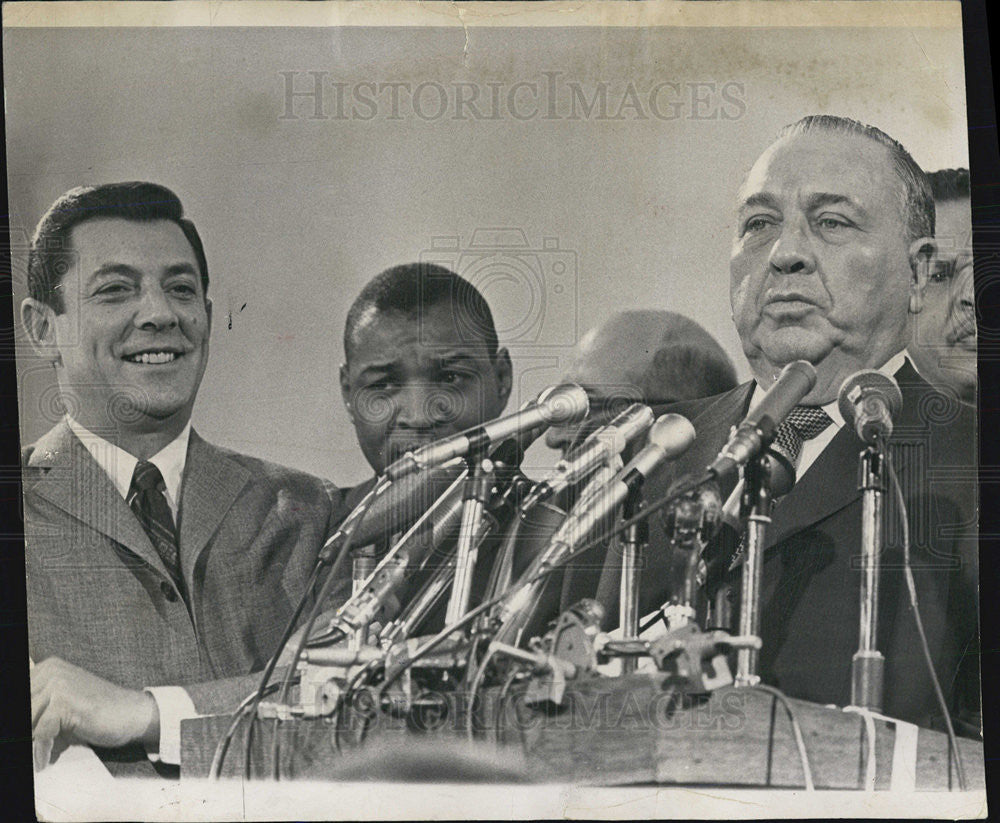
[
  {"x1": 885, "y1": 450, "x2": 967, "y2": 790},
  {"x1": 212, "y1": 476, "x2": 390, "y2": 779},
  {"x1": 266, "y1": 474, "x2": 391, "y2": 780}
]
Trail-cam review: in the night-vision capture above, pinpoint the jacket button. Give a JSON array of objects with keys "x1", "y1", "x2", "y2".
[{"x1": 160, "y1": 581, "x2": 179, "y2": 602}]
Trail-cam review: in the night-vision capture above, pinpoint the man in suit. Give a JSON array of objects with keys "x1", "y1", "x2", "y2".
[
  {"x1": 908, "y1": 168, "x2": 976, "y2": 405},
  {"x1": 21, "y1": 182, "x2": 350, "y2": 775},
  {"x1": 605, "y1": 116, "x2": 978, "y2": 730},
  {"x1": 544, "y1": 309, "x2": 738, "y2": 456}
]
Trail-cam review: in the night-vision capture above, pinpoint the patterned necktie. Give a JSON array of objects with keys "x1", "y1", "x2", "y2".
[
  {"x1": 725, "y1": 406, "x2": 833, "y2": 574},
  {"x1": 769, "y1": 406, "x2": 834, "y2": 470},
  {"x1": 127, "y1": 461, "x2": 184, "y2": 597}
]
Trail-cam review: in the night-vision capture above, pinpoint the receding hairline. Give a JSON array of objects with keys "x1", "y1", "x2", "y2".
[{"x1": 735, "y1": 131, "x2": 911, "y2": 225}]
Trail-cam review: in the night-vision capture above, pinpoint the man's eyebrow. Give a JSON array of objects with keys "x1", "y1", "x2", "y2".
[
  {"x1": 805, "y1": 192, "x2": 866, "y2": 214},
  {"x1": 437, "y1": 351, "x2": 479, "y2": 365},
  {"x1": 89, "y1": 263, "x2": 141, "y2": 281},
  {"x1": 356, "y1": 361, "x2": 396, "y2": 377},
  {"x1": 164, "y1": 263, "x2": 199, "y2": 277},
  {"x1": 88, "y1": 262, "x2": 199, "y2": 280},
  {"x1": 737, "y1": 192, "x2": 781, "y2": 212}
]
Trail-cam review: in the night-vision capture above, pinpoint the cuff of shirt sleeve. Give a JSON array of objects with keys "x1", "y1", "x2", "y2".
[{"x1": 143, "y1": 686, "x2": 198, "y2": 765}]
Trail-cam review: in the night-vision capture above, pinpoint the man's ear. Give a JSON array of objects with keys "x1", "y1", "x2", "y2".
[
  {"x1": 493, "y1": 347, "x2": 513, "y2": 413},
  {"x1": 908, "y1": 237, "x2": 937, "y2": 314},
  {"x1": 204, "y1": 298, "x2": 213, "y2": 336},
  {"x1": 21, "y1": 298, "x2": 60, "y2": 362},
  {"x1": 339, "y1": 363, "x2": 355, "y2": 424}
]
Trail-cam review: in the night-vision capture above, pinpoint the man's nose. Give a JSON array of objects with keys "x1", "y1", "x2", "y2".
[
  {"x1": 768, "y1": 221, "x2": 817, "y2": 275},
  {"x1": 958, "y1": 264, "x2": 975, "y2": 310},
  {"x1": 133, "y1": 285, "x2": 179, "y2": 330},
  {"x1": 395, "y1": 383, "x2": 462, "y2": 430}
]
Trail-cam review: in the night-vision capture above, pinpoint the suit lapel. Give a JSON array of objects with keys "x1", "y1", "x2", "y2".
[
  {"x1": 766, "y1": 424, "x2": 862, "y2": 549},
  {"x1": 25, "y1": 421, "x2": 168, "y2": 574},
  {"x1": 177, "y1": 431, "x2": 251, "y2": 588}
]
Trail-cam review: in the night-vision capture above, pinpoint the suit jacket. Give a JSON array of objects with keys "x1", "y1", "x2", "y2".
[
  {"x1": 22, "y1": 421, "x2": 352, "y2": 774},
  {"x1": 595, "y1": 361, "x2": 978, "y2": 729}
]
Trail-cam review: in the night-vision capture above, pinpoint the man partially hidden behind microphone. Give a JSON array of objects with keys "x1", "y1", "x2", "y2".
[
  {"x1": 340, "y1": 263, "x2": 513, "y2": 479},
  {"x1": 21, "y1": 183, "x2": 352, "y2": 775},
  {"x1": 336, "y1": 263, "x2": 516, "y2": 629},
  {"x1": 615, "y1": 116, "x2": 978, "y2": 732},
  {"x1": 544, "y1": 310, "x2": 738, "y2": 456}
]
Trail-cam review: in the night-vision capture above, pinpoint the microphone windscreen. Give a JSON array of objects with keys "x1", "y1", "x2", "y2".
[
  {"x1": 837, "y1": 370, "x2": 903, "y2": 443},
  {"x1": 837, "y1": 370, "x2": 903, "y2": 425},
  {"x1": 764, "y1": 451, "x2": 796, "y2": 498},
  {"x1": 350, "y1": 461, "x2": 466, "y2": 548}
]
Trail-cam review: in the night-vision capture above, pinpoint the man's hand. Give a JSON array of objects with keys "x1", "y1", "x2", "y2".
[{"x1": 31, "y1": 657, "x2": 160, "y2": 751}]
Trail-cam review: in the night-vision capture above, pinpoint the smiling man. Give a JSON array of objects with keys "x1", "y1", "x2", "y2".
[
  {"x1": 21, "y1": 182, "x2": 350, "y2": 775},
  {"x1": 612, "y1": 116, "x2": 978, "y2": 731}
]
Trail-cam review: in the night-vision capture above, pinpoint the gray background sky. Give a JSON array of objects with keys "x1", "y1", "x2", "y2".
[{"x1": 5, "y1": 23, "x2": 968, "y2": 485}]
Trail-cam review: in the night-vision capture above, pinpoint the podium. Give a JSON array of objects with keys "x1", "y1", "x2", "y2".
[{"x1": 181, "y1": 673, "x2": 983, "y2": 789}]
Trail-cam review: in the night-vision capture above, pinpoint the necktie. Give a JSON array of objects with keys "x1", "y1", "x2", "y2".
[
  {"x1": 769, "y1": 406, "x2": 834, "y2": 470},
  {"x1": 725, "y1": 406, "x2": 833, "y2": 573},
  {"x1": 127, "y1": 461, "x2": 184, "y2": 597}
]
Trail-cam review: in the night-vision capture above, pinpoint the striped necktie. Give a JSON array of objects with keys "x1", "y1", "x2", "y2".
[{"x1": 127, "y1": 460, "x2": 184, "y2": 597}]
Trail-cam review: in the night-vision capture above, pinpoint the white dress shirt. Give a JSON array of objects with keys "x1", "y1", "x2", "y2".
[{"x1": 64, "y1": 416, "x2": 198, "y2": 766}]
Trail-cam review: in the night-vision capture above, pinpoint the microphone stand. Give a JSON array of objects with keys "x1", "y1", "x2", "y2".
[
  {"x1": 444, "y1": 449, "x2": 495, "y2": 627},
  {"x1": 618, "y1": 489, "x2": 648, "y2": 674},
  {"x1": 734, "y1": 453, "x2": 776, "y2": 687},
  {"x1": 851, "y1": 443, "x2": 886, "y2": 711},
  {"x1": 349, "y1": 543, "x2": 378, "y2": 650}
]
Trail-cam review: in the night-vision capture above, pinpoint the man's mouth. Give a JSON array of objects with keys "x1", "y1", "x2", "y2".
[
  {"x1": 764, "y1": 291, "x2": 818, "y2": 308},
  {"x1": 123, "y1": 350, "x2": 183, "y2": 365},
  {"x1": 947, "y1": 316, "x2": 977, "y2": 348},
  {"x1": 386, "y1": 435, "x2": 436, "y2": 460}
]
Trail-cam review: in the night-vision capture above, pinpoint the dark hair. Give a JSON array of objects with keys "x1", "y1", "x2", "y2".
[
  {"x1": 926, "y1": 168, "x2": 970, "y2": 203},
  {"x1": 28, "y1": 181, "x2": 209, "y2": 313},
  {"x1": 776, "y1": 115, "x2": 935, "y2": 241},
  {"x1": 344, "y1": 263, "x2": 499, "y2": 361}
]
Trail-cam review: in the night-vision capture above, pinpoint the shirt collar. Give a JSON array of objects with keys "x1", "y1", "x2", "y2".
[
  {"x1": 64, "y1": 415, "x2": 191, "y2": 514},
  {"x1": 748, "y1": 350, "x2": 909, "y2": 430}
]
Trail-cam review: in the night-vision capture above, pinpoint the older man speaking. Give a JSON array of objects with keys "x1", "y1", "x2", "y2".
[{"x1": 609, "y1": 116, "x2": 978, "y2": 732}]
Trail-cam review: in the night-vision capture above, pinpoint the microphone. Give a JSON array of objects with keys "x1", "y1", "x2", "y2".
[
  {"x1": 520, "y1": 403, "x2": 655, "y2": 511},
  {"x1": 384, "y1": 383, "x2": 589, "y2": 481},
  {"x1": 318, "y1": 459, "x2": 465, "y2": 564},
  {"x1": 838, "y1": 370, "x2": 903, "y2": 444},
  {"x1": 707, "y1": 360, "x2": 817, "y2": 484},
  {"x1": 319, "y1": 428, "x2": 540, "y2": 566},
  {"x1": 497, "y1": 414, "x2": 696, "y2": 626},
  {"x1": 329, "y1": 472, "x2": 468, "y2": 635}
]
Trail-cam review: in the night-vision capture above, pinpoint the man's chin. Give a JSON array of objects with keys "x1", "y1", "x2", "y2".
[
  {"x1": 107, "y1": 393, "x2": 194, "y2": 430},
  {"x1": 750, "y1": 332, "x2": 832, "y2": 376}
]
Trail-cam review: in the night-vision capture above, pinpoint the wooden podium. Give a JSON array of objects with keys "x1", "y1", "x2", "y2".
[{"x1": 181, "y1": 673, "x2": 984, "y2": 789}]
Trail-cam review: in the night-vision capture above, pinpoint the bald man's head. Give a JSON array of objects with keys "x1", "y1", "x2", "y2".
[{"x1": 546, "y1": 310, "x2": 738, "y2": 453}]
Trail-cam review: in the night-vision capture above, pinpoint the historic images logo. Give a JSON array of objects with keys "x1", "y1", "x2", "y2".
[{"x1": 279, "y1": 71, "x2": 747, "y2": 122}]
